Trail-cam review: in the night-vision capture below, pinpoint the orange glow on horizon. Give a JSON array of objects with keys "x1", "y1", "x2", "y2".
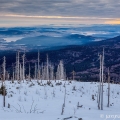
[
  {"x1": 0, "y1": 14, "x2": 117, "y2": 20},
  {"x1": 0, "y1": 14, "x2": 120, "y2": 26},
  {"x1": 105, "y1": 19, "x2": 120, "y2": 24}
]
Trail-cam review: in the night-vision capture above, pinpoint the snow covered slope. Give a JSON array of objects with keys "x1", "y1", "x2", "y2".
[{"x1": 0, "y1": 80, "x2": 120, "y2": 120}]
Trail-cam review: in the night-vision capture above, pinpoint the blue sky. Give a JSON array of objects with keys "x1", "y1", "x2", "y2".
[{"x1": 0, "y1": 0, "x2": 120, "y2": 27}]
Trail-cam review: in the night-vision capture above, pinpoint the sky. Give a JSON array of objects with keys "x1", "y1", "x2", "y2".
[{"x1": 0, "y1": 0, "x2": 120, "y2": 27}]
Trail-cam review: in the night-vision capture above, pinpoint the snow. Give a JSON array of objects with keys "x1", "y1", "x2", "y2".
[{"x1": 0, "y1": 80, "x2": 120, "y2": 120}]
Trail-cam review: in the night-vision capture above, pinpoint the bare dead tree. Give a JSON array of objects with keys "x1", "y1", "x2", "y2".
[
  {"x1": 22, "y1": 54, "x2": 25, "y2": 82},
  {"x1": 101, "y1": 48, "x2": 104, "y2": 110},
  {"x1": 72, "y1": 70, "x2": 75, "y2": 81},
  {"x1": 98, "y1": 48, "x2": 104, "y2": 110},
  {"x1": 64, "y1": 84, "x2": 66, "y2": 107},
  {"x1": 98, "y1": 54, "x2": 102, "y2": 110},
  {"x1": 61, "y1": 103, "x2": 64, "y2": 115},
  {"x1": 17, "y1": 51, "x2": 20, "y2": 81},
  {"x1": 34, "y1": 63, "x2": 37, "y2": 80},
  {"x1": 56, "y1": 60, "x2": 66, "y2": 80},
  {"x1": 107, "y1": 67, "x2": 110, "y2": 107},
  {"x1": 50, "y1": 64, "x2": 54, "y2": 80},
  {"x1": 3, "y1": 56, "x2": 6, "y2": 107},
  {"x1": 46, "y1": 54, "x2": 49, "y2": 81},
  {"x1": 29, "y1": 63, "x2": 31, "y2": 81},
  {"x1": 12, "y1": 65, "x2": 14, "y2": 83},
  {"x1": 19, "y1": 63, "x2": 22, "y2": 82},
  {"x1": 37, "y1": 50, "x2": 40, "y2": 81},
  {"x1": 15, "y1": 52, "x2": 17, "y2": 80}
]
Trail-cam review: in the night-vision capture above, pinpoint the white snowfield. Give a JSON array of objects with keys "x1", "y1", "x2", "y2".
[{"x1": 0, "y1": 80, "x2": 120, "y2": 120}]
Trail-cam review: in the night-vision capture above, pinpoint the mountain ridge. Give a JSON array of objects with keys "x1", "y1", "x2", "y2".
[{"x1": 0, "y1": 35, "x2": 120, "y2": 82}]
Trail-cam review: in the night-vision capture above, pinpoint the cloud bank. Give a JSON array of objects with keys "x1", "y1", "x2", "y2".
[
  {"x1": 0, "y1": 0, "x2": 120, "y2": 26},
  {"x1": 0, "y1": 0, "x2": 120, "y2": 17}
]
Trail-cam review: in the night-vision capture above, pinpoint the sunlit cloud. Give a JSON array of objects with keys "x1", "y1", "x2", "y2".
[
  {"x1": 105, "y1": 19, "x2": 120, "y2": 24},
  {"x1": 1, "y1": 14, "x2": 119, "y2": 20},
  {"x1": 1, "y1": 14, "x2": 115, "y2": 20},
  {"x1": 0, "y1": 14, "x2": 120, "y2": 27}
]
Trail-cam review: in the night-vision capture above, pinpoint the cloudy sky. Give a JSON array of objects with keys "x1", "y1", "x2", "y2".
[{"x1": 0, "y1": 0, "x2": 120, "y2": 27}]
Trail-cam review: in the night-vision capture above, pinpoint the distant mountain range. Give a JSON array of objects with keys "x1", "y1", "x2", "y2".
[
  {"x1": 0, "y1": 25, "x2": 120, "y2": 51},
  {"x1": 0, "y1": 35, "x2": 120, "y2": 82},
  {"x1": 9, "y1": 34, "x2": 97, "y2": 46}
]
